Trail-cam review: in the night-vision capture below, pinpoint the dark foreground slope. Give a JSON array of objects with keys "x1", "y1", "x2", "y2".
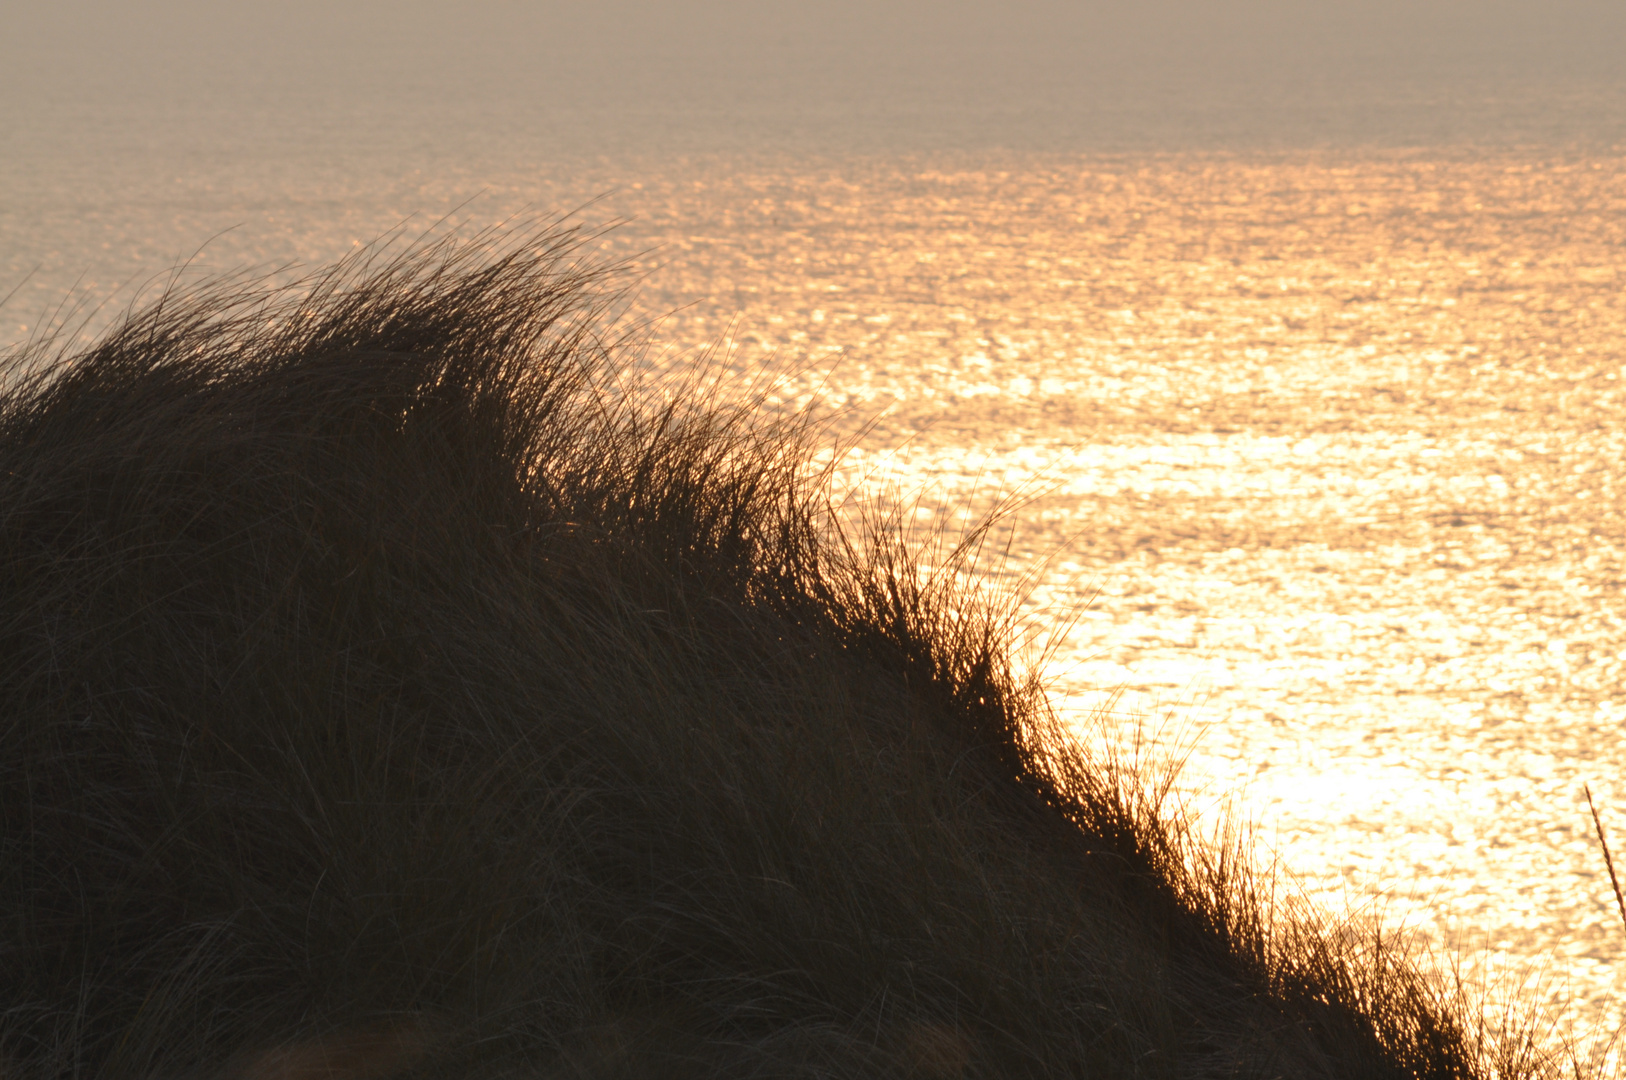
[{"x1": 0, "y1": 228, "x2": 1518, "y2": 1079}]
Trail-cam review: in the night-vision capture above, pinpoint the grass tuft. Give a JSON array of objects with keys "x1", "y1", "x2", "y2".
[{"x1": 0, "y1": 222, "x2": 1565, "y2": 1078}]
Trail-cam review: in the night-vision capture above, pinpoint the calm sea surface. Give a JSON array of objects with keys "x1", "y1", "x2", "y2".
[{"x1": 5, "y1": 99, "x2": 1625, "y2": 1046}]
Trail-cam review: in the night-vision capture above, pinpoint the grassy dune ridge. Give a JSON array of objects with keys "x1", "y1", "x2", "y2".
[{"x1": 0, "y1": 224, "x2": 1543, "y2": 1077}]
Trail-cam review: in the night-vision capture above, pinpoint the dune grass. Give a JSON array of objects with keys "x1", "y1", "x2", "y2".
[{"x1": 0, "y1": 223, "x2": 1563, "y2": 1078}]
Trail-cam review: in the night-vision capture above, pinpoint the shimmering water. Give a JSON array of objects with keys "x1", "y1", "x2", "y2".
[
  {"x1": 5, "y1": 138, "x2": 1624, "y2": 1045},
  {"x1": 597, "y1": 152, "x2": 1626, "y2": 1038}
]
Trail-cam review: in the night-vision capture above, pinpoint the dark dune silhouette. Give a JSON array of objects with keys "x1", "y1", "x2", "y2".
[{"x1": 0, "y1": 224, "x2": 1547, "y2": 1078}]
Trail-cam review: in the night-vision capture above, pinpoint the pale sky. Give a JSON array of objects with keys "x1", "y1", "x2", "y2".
[{"x1": 5, "y1": 1, "x2": 1624, "y2": 150}]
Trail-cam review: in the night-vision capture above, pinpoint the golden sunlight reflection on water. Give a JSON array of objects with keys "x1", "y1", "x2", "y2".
[
  {"x1": 603, "y1": 150, "x2": 1626, "y2": 1039},
  {"x1": 4, "y1": 145, "x2": 1623, "y2": 1044}
]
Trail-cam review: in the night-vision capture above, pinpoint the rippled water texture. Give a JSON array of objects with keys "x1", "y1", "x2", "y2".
[{"x1": 5, "y1": 147, "x2": 1624, "y2": 1037}]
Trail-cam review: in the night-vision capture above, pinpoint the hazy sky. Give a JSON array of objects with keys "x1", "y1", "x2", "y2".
[{"x1": 5, "y1": 0, "x2": 1625, "y2": 151}]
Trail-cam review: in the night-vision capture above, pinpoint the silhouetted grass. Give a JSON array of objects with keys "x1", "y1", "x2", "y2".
[
  {"x1": 1585, "y1": 787, "x2": 1626, "y2": 942},
  {"x1": 0, "y1": 224, "x2": 1561, "y2": 1078}
]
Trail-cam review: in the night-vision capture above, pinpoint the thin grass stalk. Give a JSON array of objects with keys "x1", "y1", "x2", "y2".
[{"x1": 1583, "y1": 784, "x2": 1626, "y2": 940}]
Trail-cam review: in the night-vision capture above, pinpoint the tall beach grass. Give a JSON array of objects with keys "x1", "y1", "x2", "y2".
[{"x1": 0, "y1": 223, "x2": 1562, "y2": 1078}]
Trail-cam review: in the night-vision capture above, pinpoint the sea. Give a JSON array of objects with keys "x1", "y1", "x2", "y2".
[{"x1": 3, "y1": 5, "x2": 1624, "y2": 1053}]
